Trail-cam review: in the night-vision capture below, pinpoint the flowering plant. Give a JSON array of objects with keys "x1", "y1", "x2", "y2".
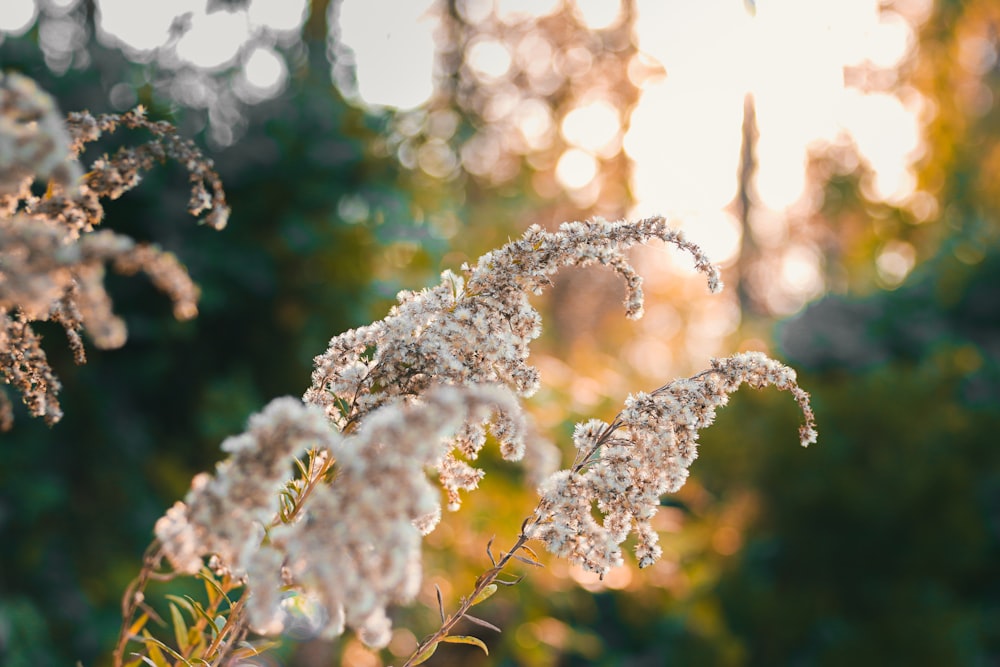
[
  {"x1": 142, "y1": 216, "x2": 815, "y2": 665},
  {"x1": 0, "y1": 73, "x2": 815, "y2": 666}
]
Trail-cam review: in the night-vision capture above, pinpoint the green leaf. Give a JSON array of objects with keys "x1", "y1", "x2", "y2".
[
  {"x1": 140, "y1": 629, "x2": 189, "y2": 665},
  {"x1": 198, "y1": 570, "x2": 234, "y2": 608},
  {"x1": 189, "y1": 600, "x2": 216, "y2": 627},
  {"x1": 470, "y1": 583, "x2": 497, "y2": 606},
  {"x1": 409, "y1": 641, "x2": 439, "y2": 665},
  {"x1": 170, "y1": 602, "x2": 190, "y2": 652},
  {"x1": 165, "y1": 594, "x2": 195, "y2": 616},
  {"x1": 441, "y1": 635, "x2": 489, "y2": 655},
  {"x1": 294, "y1": 455, "x2": 309, "y2": 478},
  {"x1": 126, "y1": 612, "x2": 149, "y2": 639}
]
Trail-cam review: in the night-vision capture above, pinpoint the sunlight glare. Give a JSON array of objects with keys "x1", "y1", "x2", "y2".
[
  {"x1": 876, "y1": 240, "x2": 916, "y2": 286},
  {"x1": 243, "y1": 46, "x2": 286, "y2": 94},
  {"x1": 96, "y1": 0, "x2": 201, "y2": 53},
  {"x1": 496, "y1": 0, "x2": 560, "y2": 24},
  {"x1": 467, "y1": 38, "x2": 513, "y2": 81},
  {"x1": 625, "y1": 80, "x2": 745, "y2": 212},
  {"x1": 175, "y1": 9, "x2": 249, "y2": 70},
  {"x1": 248, "y1": 0, "x2": 308, "y2": 34},
  {"x1": 339, "y1": 0, "x2": 436, "y2": 109},
  {"x1": 629, "y1": 0, "x2": 922, "y2": 216},
  {"x1": 681, "y1": 211, "x2": 743, "y2": 266},
  {"x1": 573, "y1": 0, "x2": 622, "y2": 30},
  {"x1": 514, "y1": 98, "x2": 554, "y2": 150},
  {"x1": 839, "y1": 89, "x2": 921, "y2": 201},
  {"x1": 556, "y1": 149, "x2": 599, "y2": 190},
  {"x1": 866, "y1": 11, "x2": 914, "y2": 69},
  {"x1": 0, "y1": 0, "x2": 36, "y2": 35},
  {"x1": 561, "y1": 100, "x2": 621, "y2": 156},
  {"x1": 775, "y1": 246, "x2": 823, "y2": 313}
]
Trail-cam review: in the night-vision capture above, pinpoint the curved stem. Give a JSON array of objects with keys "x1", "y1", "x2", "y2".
[
  {"x1": 113, "y1": 542, "x2": 168, "y2": 667},
  {"x1": 400, "y1": 515, "x2": 543, "y2": 667}
]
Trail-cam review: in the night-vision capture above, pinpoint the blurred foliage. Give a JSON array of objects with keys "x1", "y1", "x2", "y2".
[
  {"x1": 3, "y1": 0, "x2": 1000, "y2": 666},
  {"x1": 0, "y1": 7, "x2": 465, "y2": 665}
]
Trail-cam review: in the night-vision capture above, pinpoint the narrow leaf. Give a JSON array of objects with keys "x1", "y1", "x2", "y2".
[
  {"x1": 165, "y1": 595, "x2": 195, "y2": 616},
  {"x1": 169, "y1": 603, "x2": 189, "y2": 652},
  {"x1": 126, "y1": 612, "x2": 149, "y2": 638},
  {"x1": 200, "y1": 572, "x2": 227, "y2": 603},
  {"x1": 189, "y1": 601, "x2": 216, "y2": 627},
  {"x1": 463, "y1": 614, "x2": 502, "y2": 633},
  {"x1": 470, "y1": 583, "x2": 498, "y2": 606},
  {"x1": 518, "y1": 544, "x2": 541, "y2": 561},
  {"x1": 137, "y1": 632, "x2": 168, "y2": 667},
  {"x1": 486, "y1": 535, "x2": 497, "y2": 566},
  {"x1": 293, "y1": 456, "x2": 309, "y2": 478},
  {"x1": 441, "y1": 635, "x2": 489, "y2": 655},
  {"x1": 435, "y1": 585, "x2": 446, "y2": 622},
  {"x1": 512, "y1": 554, "x2": 543, "y2": 568},
  {"x1": 139, "y1": 630, "x2": 188, "y2": 664},
  {"x1": 409, "y1": 641, "x2": 439, "y2": 665}
]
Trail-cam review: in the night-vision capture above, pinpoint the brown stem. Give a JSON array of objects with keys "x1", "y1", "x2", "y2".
[
  {"x1": 205, "y1": 594, "x2": 248, "y2": 664},
  {"x1": 113, "y1": 542, "x2": 167, "y2": 667},
  {"x1": 402, "y1": 366, "x2": 730, "y2": 666},
  {"x1": 400, "y1": 516, "x2": 542, "y2": 667},
  {"x1": 281, "y1": 449, "x2": 335, "y2": 525}
]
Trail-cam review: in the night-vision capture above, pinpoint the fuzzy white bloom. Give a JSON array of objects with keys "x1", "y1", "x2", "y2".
[
  {"x1": 0, "y1": 75, "x2": 228, "y2": 431},
  {"x1": 155, "y1": 397, "x2": 338, "y2": 576},
  {"x1": 0, "y1": 72, "x2": 80, "y2": 196},
  {"x1": 149, "y1": 217, "x2": 813, "y2": 655},
  {"x1": 528, "y1": 351, "x2": 817, "y2": 576},
  {"x1": 304, "y1": 217, "x2": 719, "y2": 504},
  {"x1": 248, "y1": 384, "x2": 525, "y2": 646}
]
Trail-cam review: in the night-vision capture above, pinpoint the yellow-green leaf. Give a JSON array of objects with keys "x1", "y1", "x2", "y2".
[
  {"x1": 409, "y1": 641, "x2": 439, "y2": 665},
  {"x1": 441, "y1": 635, "x2": 489, "y2": 655},
  {"x1": 518, "y1": 544, "x2": 542, "y2": 563},
  {"x1": 139, "y1": 629, "x2": 188, "y2": 665},
  {"x1": 126, "y1": 612, "x2": 149, "y2": 638},
  {"x1": 170, "y1": 603, "x2": 189, "y2": 652},
  {"x1": 165, "y1": 595, "x2": 195, "y2": 616},
  {"x1": 470, "y1": 583, "x2": 498, "y2": 606},
  {"x1": 137, "y1": 631, "x2": 169, "y2": 667}
]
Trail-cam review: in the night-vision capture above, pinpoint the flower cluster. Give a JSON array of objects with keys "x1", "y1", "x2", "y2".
[
  {"x1": 0, "y1": 72, "x2": 80, "y2": 197},
  {"x1": 528, "y1": 351, "x2": 817, "y2": 575},
  {"x1": 158, "y1": 385, "x2": 524, "y2": 647},
  {"x1": 145, "y1": 215, "x2": 759, "y2": 655},
  {"x1": 0, "y1": 72, "x2": 228, "y2": 429},
  {"x1": 305, "y1": 216, "x2": 720, "y2": 507}
]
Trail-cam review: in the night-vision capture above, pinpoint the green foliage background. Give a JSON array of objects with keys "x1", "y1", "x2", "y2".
[{"x1": 2, "y1": 1, "x2": 1000, "y2": 666}]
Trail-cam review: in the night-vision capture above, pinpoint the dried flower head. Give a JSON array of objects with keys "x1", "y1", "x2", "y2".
[
  {"x1": 145, "y1": 215, "x2": 814, "y2": 659},
  {"x1": 0, "y1": 72, "x2": 80, "y2": 197},
  {"x1": 0, "y1": 73, "x2": 228, "y2": 428},
  {"x1": 528, "y1": 351, "x2": 817, "y2": 575},
  {"x1": 304, "y1": 216, "x2": 720, "y2": 504}
]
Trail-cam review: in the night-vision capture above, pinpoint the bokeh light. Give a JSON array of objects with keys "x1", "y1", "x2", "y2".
[
  {"x1": 338, "y1": 0, "x2": 437, "y2": 109},
  {"x1": 0, "y1": 0, "x2": 37, "y2": 35}
]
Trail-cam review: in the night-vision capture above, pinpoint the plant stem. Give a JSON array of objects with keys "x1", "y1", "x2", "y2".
[{"x1": 400, "y1": 515, "x2": 542, "y2": 667}]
